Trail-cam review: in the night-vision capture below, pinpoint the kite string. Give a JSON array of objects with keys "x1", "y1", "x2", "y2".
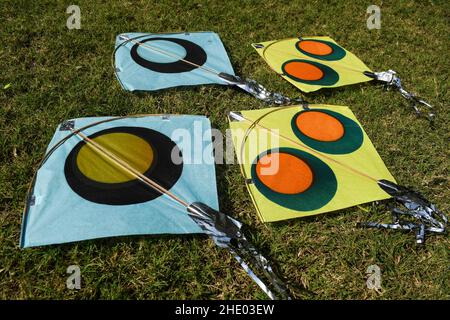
[
  {"x1": 72, "y1": 129, "x2": 189, "y2": 208},
  {"x1": 120, "y1": 35, "x2": 221, "y2": 77}
]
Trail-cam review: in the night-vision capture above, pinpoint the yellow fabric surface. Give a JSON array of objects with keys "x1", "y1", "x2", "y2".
[
  {"x1": 252, "y1": 36, "x2": 374, "y2": 92},
  {"x1": 229, "y1": 104, "x2": 396, "y2": 222},
  {"x1": 77, "y1": 133, "x2": 154, "y2": 183}
]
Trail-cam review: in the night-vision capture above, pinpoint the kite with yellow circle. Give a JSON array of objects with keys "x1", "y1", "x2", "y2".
[
  {"x1": 229, "y1": 105, "x2": 396, "y2": 222},
  {"x1": 19, "y1": 114, "x2": 293, "y2": 299},
  {"x1": 20, "y1": 115, "x2": 219, "y2": 248}
]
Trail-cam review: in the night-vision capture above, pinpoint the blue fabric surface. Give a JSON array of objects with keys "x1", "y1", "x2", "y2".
[
  {"x1": 20, "y1": 115, "x2": 219, "y2": 248},
  {"x1": 114, "y1": 32, "x2": 235, "y2": 91}
]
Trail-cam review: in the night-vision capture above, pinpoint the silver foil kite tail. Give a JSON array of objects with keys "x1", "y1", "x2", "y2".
[
  {"x1": 187, "y1": 202, "x2": 291, "y2": 300},
  {"x1": 365, "y1": 70, "x2": 435, "y2": 122},
  {"x1": 219, "y1": 72, "x2": 305, "y2": 106},
  {"x1": 360, "y1": 180, "x2": 448, "y2": 244}
]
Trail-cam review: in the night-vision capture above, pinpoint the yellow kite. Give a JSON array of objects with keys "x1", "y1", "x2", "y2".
[
  {"x1": 252, "y1": 37, "x2": 434, "y2": 120},
  {"x1": 228, "y1": 104, "x2": 447, "y2": 244},
  {"x1": 229, "y1": 104, "x2": 396, "y2": 222}
]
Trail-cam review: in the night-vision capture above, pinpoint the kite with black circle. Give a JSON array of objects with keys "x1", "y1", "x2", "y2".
[
  {"x1": 20, "y1": 114, "x2": 290, "y2": 300},
  {"x1": 113, "y1": 32, "x2": 303, "y2": 105}
]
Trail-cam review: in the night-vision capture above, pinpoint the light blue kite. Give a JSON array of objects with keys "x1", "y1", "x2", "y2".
[
  {"x1": 19, "y1": 114, "x2": 291, "y2": 299},
  {"x1": 20, "y1": 115, "x2": 218, "y2": 248},
  {"x1": 113, "y1": 31, "x2": 303, "y2": 105},
  {"x1": 114, "y1": 32, "x2": 235, "y2": 91}
]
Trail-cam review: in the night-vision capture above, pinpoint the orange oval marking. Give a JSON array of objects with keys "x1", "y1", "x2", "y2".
[
  {"x1": 256, "y1": 152, "x2": 313, "y2": 194},
  {"x1": 284, "y1": 61, "x2": 324, "y2": 81},
  {"x1": 298, "y1": 40, "x2": 333, "y2": 56},
  {"x1": 296, "y1": 111, "x2": 345, "y2": 142}
]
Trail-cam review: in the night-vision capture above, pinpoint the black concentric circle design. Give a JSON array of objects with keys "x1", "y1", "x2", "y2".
[
  {"x1": 130, "y1": 37, "x2": 207, "y2": 73},
  {"x1": 64, "y1": 126, "x2": 183, "y2": 205}
]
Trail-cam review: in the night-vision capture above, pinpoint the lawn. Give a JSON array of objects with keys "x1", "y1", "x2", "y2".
[{"x1": 0, "y1": 0, "x2": 448, "y2": 299}]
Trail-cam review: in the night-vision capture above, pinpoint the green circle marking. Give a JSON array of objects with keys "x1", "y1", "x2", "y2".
[
  {"x1": 291, "y1": 109, "x2": 364, "y2": 154},
  {"x1": 251, "y1": 148, "x2": 337, "y2": 211},
  {"x1": 281, "y1": 59, "x2": 339, "y2": 86},
  {"x1": 295, "y1": 39, "x2": 347, "y2": 61}
]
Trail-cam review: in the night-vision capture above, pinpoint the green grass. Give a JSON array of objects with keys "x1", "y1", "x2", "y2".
[{"x1": 0, "y1": 0, "x2": 449, "y2": 299}]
